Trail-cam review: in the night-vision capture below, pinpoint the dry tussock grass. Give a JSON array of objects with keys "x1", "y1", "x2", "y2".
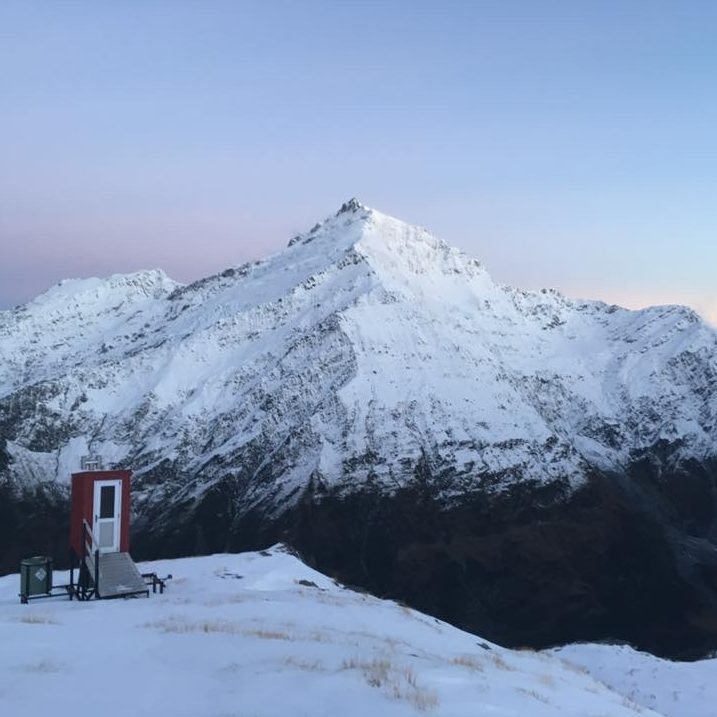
[
  {"x1": 360, "y1": 658, "x2": 392, "y2": 687},
  {"x1": 489, "y1": 652, "x2": 515, "y2": 671},
  {"x1": 451, "y1": 654, "x2": 484, "y2": 672},
  {"x1": 147, "y1": 618, "x2": 291, "y2": 639},
  {"x1": 557, "y1": 657, "x2": 590, "y2": 675},
  {"x1": 283, "y1": 656, "x2": 326, "y2": 672},
  {"x1": 621, "y1": 696, "x2": 645, "y2": 712},
  {"x1": 341, "y1": 656, "x2": 439, "y2": 712},
  {"x1": 246, "y1": 628, "x2": 294, "y2": 641},
  {"x1": 396, "y1": 602, "x2": 414, "y2": 617},
  {"x1": 516, "y1": 687, "x2": 551, "y2": 705},
  {"x1": 18, "y1": 613, "x2": 59, "y2": 625},
  {"x1": 146, "y1": 617, "x2": 337, "y2": 645},
  {"x1": 306, "y1": 629, "x2": 332, "y2": 643}
]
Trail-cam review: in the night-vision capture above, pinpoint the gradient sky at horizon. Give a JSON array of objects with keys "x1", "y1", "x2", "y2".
[{"x1": 1, "y1": 1, "x2": 715, "y2": 325}]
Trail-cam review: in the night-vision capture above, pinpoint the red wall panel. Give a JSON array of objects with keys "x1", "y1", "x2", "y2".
[{"x1": 69, "y1": 470, "x2": 132, "y2": 556}]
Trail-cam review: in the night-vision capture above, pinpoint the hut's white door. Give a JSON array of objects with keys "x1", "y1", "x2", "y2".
[{"x1": 93, "y1": 479, "x2": 122, "y2": 553}]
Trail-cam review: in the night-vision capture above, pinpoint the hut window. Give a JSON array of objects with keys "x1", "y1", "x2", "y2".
[{"x1": 99, "y1": 485, "x2": 115, "y2": 518}]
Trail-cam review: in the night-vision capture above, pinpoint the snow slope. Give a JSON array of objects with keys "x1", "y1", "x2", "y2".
[
  {"x1": 552, "y1": 643, "x2": 717, "y2": 717},
  {"x1": 1, "y1": 198, "x2": 715, "y2": 510},
  {"x1": 0, "y1": 545, "x2": 694, "y2": 717}
]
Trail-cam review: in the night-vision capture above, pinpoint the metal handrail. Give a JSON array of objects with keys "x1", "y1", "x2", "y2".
[
  {"x1": 82, "y1": 519, "x2": 99, "y2": 559},
  {"x1": 81, "y1": 519, "x2": 101, "y2": 597}
]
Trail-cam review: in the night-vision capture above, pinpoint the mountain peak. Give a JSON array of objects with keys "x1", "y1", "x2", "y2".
[
  {"x1": 336, "y1": 197, "x2": 366, "y2": 215},
  {"x1": 288, "y1": 198, "x2": 372, "y2": 247}
]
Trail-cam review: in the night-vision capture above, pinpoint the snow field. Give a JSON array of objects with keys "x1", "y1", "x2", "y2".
[
  {"x1": 0, "y1": 546, "x2": 689, "y2": 716},
  {"x1": 553, "y1": 643, "x2": 717, "y2": 717}
]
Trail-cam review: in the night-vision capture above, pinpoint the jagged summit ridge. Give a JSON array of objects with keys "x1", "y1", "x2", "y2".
[
  {"x1": 283, "y1": 200, "x2": 487, "y2": 305},
  {"x1": 287, "y1": 196, "x2": 380, "y2": 249},
  {"x1": 337, "y1": 196, "x2": 365, "y2": 214}
]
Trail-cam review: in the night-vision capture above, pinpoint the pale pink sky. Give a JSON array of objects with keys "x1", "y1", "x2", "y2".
[
  {"x1": 2, "y1": 199, "x2": 714, "y2": 328},
  {"x1": 1, "y1": 2, "x2": 715, "y2": 328}
]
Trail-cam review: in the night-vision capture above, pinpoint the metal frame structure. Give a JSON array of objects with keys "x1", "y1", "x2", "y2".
[
  {"x1": 67, "y1": 519, "x2": 169, "y2": 601},
  {"x1": 19, "y1": 520, "x2": 170, "y2": 603}
]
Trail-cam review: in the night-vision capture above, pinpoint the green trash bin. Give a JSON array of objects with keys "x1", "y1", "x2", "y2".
[{"x1": 20, "y1": 556, "x2": 53, "y2": 603}]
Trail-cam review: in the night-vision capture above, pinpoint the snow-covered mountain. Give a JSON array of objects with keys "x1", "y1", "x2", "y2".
[
  {"x1": 1, "y1": 199, "x2": 717, "y2": 656},
  {"x1": 2, "y1": 545, "x2": 712, "y2": 717},
  {"x1": 2, "y1": 198, "x2": 714, "y2": 493}
]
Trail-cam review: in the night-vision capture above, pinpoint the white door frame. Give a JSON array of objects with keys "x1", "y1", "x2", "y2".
[{"x1": 92, "y1": 479, "x2": 122, "y2": 554}]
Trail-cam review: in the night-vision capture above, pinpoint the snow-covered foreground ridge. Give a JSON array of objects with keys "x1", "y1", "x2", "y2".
[
  {"x1": 2, "y1": 545, "x2": 710, "y2": 717},
  {"x1": 1, "y1": 198, "x2": 716, "y2": 502}
]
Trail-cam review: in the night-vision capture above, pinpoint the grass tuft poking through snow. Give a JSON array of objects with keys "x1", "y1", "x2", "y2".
[
  {"x1": 16, "y1": 613, "x2": 59, "y2": 625},
  {"x1": 489, "y1": 652, "x2": 515, "y2": 670},
  {"x1": 516, "y1": 686, "x2": 551, "y2": 704},
  {"x1": 451, "y1": 654, "x2": 485, "y2": 672},
  {"x1": 341, "y1": 657, "x2": 439, "y2": 712},
  {"x1": 283, "y1": 656, "x2": 326, "y2": 672}
]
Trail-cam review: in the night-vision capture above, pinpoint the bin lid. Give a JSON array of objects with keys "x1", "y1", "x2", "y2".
[{"x1": 21, "y1": 556, "x2": 52, "y2": 566}]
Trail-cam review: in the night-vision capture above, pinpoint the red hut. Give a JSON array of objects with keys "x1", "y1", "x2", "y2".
[
  {"x1": 68, "y1": 456, "x2": 154, "y2": 600},
  {"x1": 69, "y1": 468, "x2": 131, "y2": 558}
]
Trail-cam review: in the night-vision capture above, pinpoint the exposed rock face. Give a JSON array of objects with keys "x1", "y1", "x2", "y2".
[{"x1": 1, "y1": 200, "x2": 716, "y2": 656}]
